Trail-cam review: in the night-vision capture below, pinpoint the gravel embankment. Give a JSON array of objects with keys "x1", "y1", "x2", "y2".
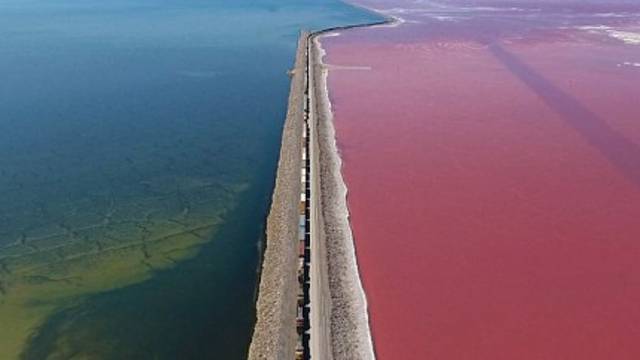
[{"x1": 248, "y1": 32, "x2": 308, "y2": 360}]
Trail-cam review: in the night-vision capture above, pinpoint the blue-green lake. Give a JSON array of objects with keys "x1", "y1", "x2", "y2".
[{"x1": 0, "y1": 0, "x2": 378, "y2": 358}]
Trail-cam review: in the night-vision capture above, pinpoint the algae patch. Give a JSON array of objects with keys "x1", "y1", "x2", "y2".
[{"x1": 0, "y1": 175, "x2": 248, "y2": 359}]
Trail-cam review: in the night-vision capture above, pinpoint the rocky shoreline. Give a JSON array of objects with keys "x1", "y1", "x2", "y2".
[{"x1": 248, "y1": 32, "x2": 308, "y2": 360}]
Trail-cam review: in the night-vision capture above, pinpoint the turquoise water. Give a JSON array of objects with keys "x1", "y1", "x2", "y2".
[{"x1": 0, "y1": 0, "x2": 379, "y2": 358}]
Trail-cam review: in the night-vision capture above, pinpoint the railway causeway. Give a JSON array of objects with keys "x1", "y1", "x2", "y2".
[{"x1": 250, "y1": 21, "x2": 390, "y2": 359}]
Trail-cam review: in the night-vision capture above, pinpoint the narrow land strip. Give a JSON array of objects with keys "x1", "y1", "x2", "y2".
[{"x1": 250, "y1": 16, "x2": 392, "y2": 359}]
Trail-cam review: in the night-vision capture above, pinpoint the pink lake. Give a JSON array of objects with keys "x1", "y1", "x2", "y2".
[{"x1": 321, "y1": 1, "x2": 640, "y2": 359}]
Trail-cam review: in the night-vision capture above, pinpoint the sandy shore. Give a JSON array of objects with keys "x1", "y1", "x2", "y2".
[
  {"x1": 309, "y1": 33, "x2": 376, "y2": 360},
  {"x1": 248, "y1": 32, "x2": 308, "y2": 360}
]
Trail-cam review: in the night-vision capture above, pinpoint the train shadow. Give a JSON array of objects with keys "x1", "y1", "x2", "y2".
[{"x1": 489, "y1": 43, "x2": 640, "y2": 189}]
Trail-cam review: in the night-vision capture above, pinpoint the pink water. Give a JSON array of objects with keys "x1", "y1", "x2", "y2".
[{"x1": 322, "y1": 1, "x2": 640, "y2": 359}]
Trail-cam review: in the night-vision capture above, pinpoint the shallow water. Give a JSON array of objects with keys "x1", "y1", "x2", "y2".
[{"x1": 0, "y1": 0, "x2": 378, "y2": 358}]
